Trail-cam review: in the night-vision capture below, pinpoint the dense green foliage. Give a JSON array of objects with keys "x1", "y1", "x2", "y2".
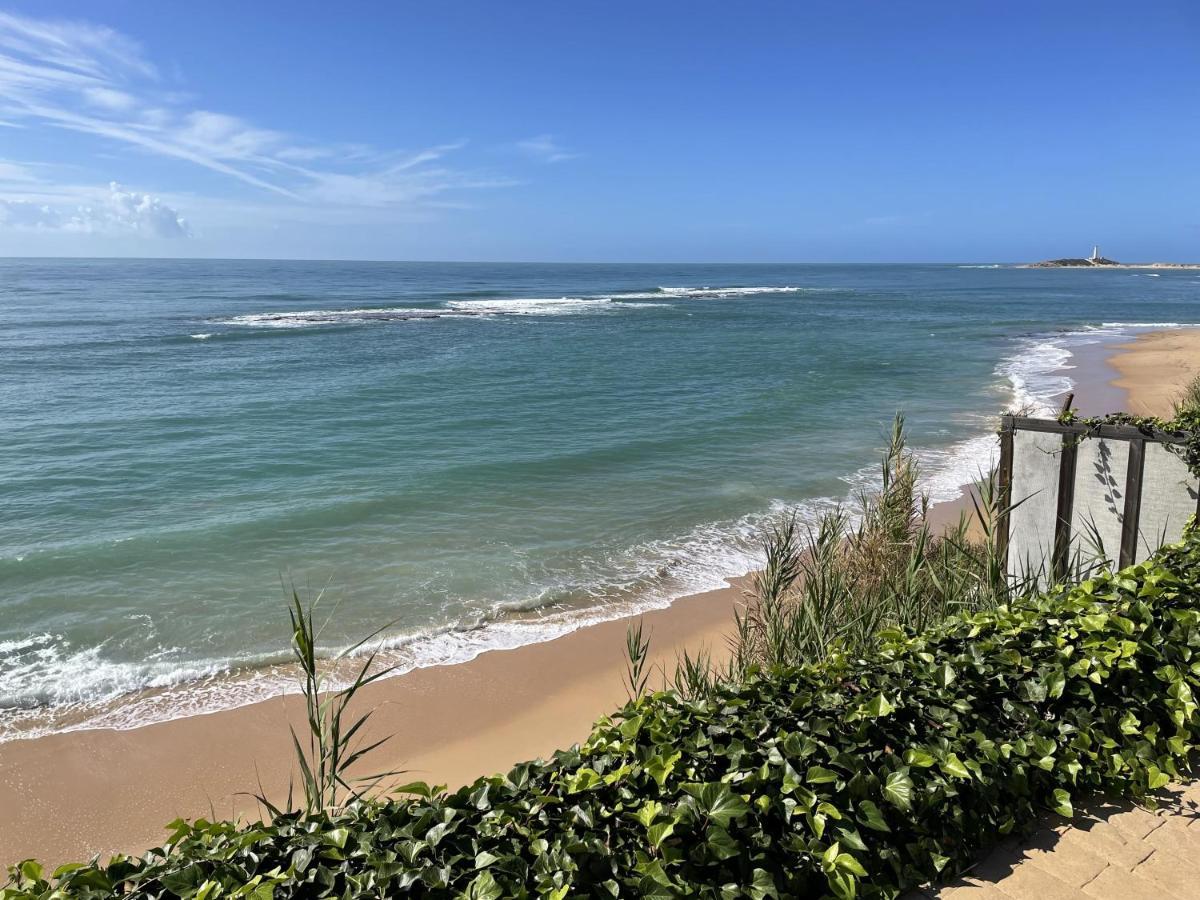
[{"x1": 9, "y1": 523, "x2": 1200, "y2": 899}]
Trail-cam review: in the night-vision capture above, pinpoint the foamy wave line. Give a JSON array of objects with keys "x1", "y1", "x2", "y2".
[
  {"x1": 2, "y1": 321, "x2": 1134, "y2": 742},
  {"x1": 0, "y1": 501, "x2": 786, "y2": 742},
  {"x1": 445, "y1": 297, "x2": 670, "y2": 315},
  {"x1": 1101, "y1": 322, "x2": 1200, "y2": 328},
  {"x1": 216, "y1": 307, "x2": 464, "y2": 328},
  {"x1": 609, "y1": 285, "x2": 822, "y2": 300},
  {"x1": 210, "y1": 286, "x2": 825, "y2": 331},
  {"x1": 0, "y1": 425, "x2": 1006, "y2": 744}
]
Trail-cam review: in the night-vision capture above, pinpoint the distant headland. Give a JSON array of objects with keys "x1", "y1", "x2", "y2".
[{"x1": 1022, "y1": 246, "x2": 1200, "y2": 269}]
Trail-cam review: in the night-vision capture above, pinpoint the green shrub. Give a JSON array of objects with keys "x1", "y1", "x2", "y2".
[{"x1": 8, "y1": 528, "x2": 1200, "y2": 899}]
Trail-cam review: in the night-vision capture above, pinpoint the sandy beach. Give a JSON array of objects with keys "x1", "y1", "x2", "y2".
[
  {"x1": 2, "y1": 327, "x2": 1198, "y2": 870},
  {"x1": 1109, "y1": 328, "x2": 1200, "y2": 417}
]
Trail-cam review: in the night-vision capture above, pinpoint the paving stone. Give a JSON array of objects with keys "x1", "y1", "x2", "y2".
[
  {"x1": 1105, "y1": 804, "x2": 1167, "y2": 842},
  {"x1": 1055, "y1": 820, "x2": 1155, "y2": 870},
  {"x1": 1021, "y1": 840, "x2": 1109, "y2": 888},
  {"x1": 1129, "y1": 849, "x2": 1200, "y2": 898},
  {"x1": 1080, "y1": 862, "x2": 1185, "y2": 900},
  {"x1": 982, "y1": 861, "x2": 1091, "y2": 900},
  {"x1": 1143, "y1": 815, "x2": 1200, "y2": 857},
  {"x1": 912, "y1": 781, "x2": 1200, "y2": 900}
]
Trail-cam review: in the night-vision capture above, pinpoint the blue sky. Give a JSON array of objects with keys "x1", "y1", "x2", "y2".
[{"x1": 0, "y1": 1, "x2": 1197, "y2": 261}]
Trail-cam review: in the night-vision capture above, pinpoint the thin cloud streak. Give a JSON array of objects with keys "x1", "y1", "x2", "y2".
[
  {"x1": 0, "y1": 10, "x2": 525, "y2": 236},
  {"x1": 515, "y1": 134, "x2": 577, "y2": 163}
]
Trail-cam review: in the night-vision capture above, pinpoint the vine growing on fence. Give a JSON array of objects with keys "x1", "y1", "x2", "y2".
[{"x1": 1057, "y1": 407, "x2": 1200, "y2": 479}]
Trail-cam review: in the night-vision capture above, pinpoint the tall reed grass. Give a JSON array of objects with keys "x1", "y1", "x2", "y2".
[
  {"x1": 1174, "y1": 373, "x2": 1200, "y2": 416},
  {"x1": 261, "y1": 591, "x2": 403, "y2": 817},
  {"x1": 635, "y1": 414, "x2": 1070, "y2": 701}
]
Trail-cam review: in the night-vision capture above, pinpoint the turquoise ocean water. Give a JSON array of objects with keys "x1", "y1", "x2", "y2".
[{"x1": 2, "y1": 260, "x2": 1198, "y2": 739}]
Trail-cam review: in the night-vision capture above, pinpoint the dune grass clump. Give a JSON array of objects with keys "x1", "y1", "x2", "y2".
[
  {"x1": 1174, "y1": 372, "x2": 1200, "y2": 416},
  {"x1": 659, "y1": 414, "x2": 1031, "y2": 701}
]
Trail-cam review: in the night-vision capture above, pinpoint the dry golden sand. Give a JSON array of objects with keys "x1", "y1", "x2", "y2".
[
  {"x1": 0, "y1": 580, "x2": 744, "y2": 867},
  {"x1": 1109, "y1": 328, "x2": 1200, "y2": 417},
  {"x1": 2, "y1": 328, "x2": 1199, "y2": 870}
]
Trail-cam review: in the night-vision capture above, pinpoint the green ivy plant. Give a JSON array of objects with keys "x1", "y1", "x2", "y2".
[
  {"x1": 7, "y1": 527, "x2": 1200, "y2": 899},
  {"x1": 1058, "y1": 407, "x2": 1200, "y2": 479}
]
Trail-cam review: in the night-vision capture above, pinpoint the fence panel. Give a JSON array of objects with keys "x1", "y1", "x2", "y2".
[{"x1": 1000, "y1": 416, "x2": 1199, "y2": 583}]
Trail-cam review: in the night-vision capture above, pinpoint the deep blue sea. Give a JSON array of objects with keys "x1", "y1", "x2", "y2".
[{"x1": 2, "y1": 259, "x2": 1198, "y2": 738}]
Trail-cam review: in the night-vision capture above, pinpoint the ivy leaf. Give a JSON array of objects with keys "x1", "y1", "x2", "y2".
[
  {"x1": 466, "y1": 870, "x2": 503, "y2": 900},
  {"x1": 565, "y1": 767, "x2": 602, "y2": 793},
  {"x1": 681, "y1": 783, "x2": 750, "y2": 828},
  {"x1": 749, "y1": 868, "x2": 780, "y2": 900},
  {"x1": 1045, "y1": 668, "x2": 1067, "y2": 699},
  {"x1": 647, "y1": 821, "x2": 676, "y2": 849},
  {"x1": 903, "y1": 748, "x2": 936, "y2": 768},
  {"x1": 645, "y1": 751, "x2": 682, "y2": 788},
  {"x1": 855, "y1": 799, "x2": 891, "y2": 833},
  {"x1": 882, "y1": 770, "x2": 913, "y2": 811},
  {"x1": 323, "y1": 827, "x2": 350, "y2": 849},
  {"x1": 939, "y1": 753, "x2": 971, "y2": 779},
  {"x1": 936, "y1": 662, "x2": 956, "y2": 689},
  {"x1": 1146, "y1": 766, "x2": 1171, "y2": 790},
  {"x1": 705, "y1": 825, "x2": 741, "y2": 860},
  {"x1": 634, "y1": 800, "x2": 663, "y2": 828},
  {"x1": 807, "y1": 765, "x2": 840, "y2": 784},
  {"x1": 827, "y1": 870, "x2": 857, "y2": 900},
  {"x1": 1052, "y1": 789, "x2": 1073, "y2": 818},
  {"x1": 834, "y1": 853, "x2": 868, "y2": 877},
  {"x1": 859, "y1": 692, "x2": 896, "y2": 718},
  {"x1": 618, "y1": 714, "x2": 645, "y2": 738}
]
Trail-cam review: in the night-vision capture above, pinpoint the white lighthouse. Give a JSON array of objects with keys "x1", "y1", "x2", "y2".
[{"x1": 1089, "y1": 245, "x2": 1101, "y2": 262}]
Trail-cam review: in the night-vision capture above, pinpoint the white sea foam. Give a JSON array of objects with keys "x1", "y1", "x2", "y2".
[
  {"x1": 445, "y1": 297, "x2": 649, "y2": 315},
  {"x1": 1100, "y1": 322, "x2": 1198, "y2": 328},
  {"x1": 609, "y1": 285, "x2": 816, "y2": 300},
  {"x1": 1, "y1": 317, "x2": 1155, "y2": 742},
  {"x1": 190, "y1": 333, "x2": 213, "y2": 340},
  {"x1": 217, "y1": 307, "x2": 455, "y2": 328},
  {"x1": 213, "y1": 286, "x2": 823, "y2": 332},
  {"x1": 995, "y1": 340, "x2": 1074, "y2": 416},
  {"x1": 956, "y1": 264, "x2": 1003, "y2": 269}
]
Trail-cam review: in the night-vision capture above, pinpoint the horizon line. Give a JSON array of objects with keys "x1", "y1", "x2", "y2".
[{"x1": 0, "y1": 255, "x2": 1025, "y2": 266}]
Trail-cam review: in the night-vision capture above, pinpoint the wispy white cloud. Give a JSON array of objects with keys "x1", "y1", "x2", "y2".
[
  {"x1": 0, "y1": 10, "x2": 523, "y2": 234},
  {"x1": 0, "y1": 180, "x2": 189, "y2": 237},
  {"x1": 0, "y1": 158, "x2": 37, "y2": 181},
  {"x1": 515, "y1": 134, "x2": 577, "y2": 163}
]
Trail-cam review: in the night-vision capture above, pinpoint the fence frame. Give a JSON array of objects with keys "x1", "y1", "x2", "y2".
[{"x1": 997, "y1": 415, "x2": 1197, "y2": 580}]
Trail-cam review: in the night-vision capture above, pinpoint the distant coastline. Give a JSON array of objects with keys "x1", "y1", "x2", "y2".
[{"x1": 1019, "y1": 257, "x2": 1200, "y2": 269}]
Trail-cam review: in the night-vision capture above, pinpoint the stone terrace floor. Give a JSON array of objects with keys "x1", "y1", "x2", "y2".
[{"x1": 914, "y1": 780, "x2": 1200, "y2": 899}]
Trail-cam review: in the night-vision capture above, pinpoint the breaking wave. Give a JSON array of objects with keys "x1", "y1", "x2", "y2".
[{"x1": 212, "y1": 286, "x2": 817, "y2": 331}]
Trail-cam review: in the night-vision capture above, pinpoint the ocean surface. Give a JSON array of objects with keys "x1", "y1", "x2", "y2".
[{"x1": 2, "y1": 260, "x2": 1198, "y2": 739}]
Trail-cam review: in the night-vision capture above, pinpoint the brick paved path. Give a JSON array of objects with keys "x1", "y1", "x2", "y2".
[{"x1": 916, "y1": 781, "x2": 1200, "y2": 899}]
